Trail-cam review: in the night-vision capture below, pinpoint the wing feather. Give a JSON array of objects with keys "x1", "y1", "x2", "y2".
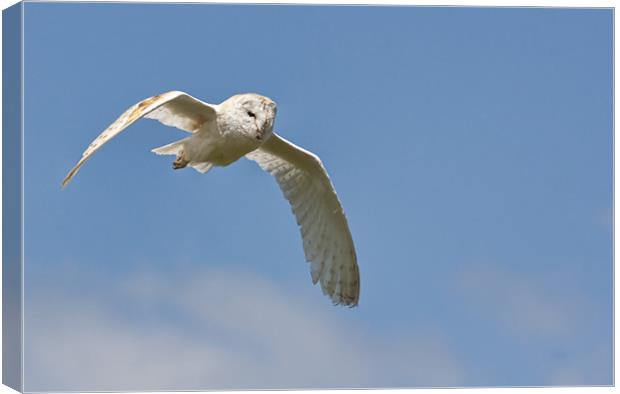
[
  {"x1": 62, "y1": 91, "x2": 218, "y2": 188},
  {"x1": 246, "y1": 133, "x2": 360, "y2": 306}
]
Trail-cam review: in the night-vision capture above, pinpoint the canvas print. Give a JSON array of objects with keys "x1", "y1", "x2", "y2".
[{"x1": 2, "y1": 2, "x2": 613, "y2": 392}]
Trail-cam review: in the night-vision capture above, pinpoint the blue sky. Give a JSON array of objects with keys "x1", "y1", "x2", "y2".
[{"x1": 21, "y1": 3, "x2": 612, "y2": 391}]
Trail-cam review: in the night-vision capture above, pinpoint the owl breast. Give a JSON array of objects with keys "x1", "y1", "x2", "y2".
[{"x1": 186, "y1": 119, "x2": 261, "y2": 166}]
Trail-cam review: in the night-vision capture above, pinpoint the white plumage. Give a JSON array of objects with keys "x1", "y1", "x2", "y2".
[{"x1": 63, "y1": 91, "x2": 360, "y2": 306}]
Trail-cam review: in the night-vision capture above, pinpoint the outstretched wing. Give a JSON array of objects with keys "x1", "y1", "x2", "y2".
[
  {"x1": 246, "y1": 133, "x2": 360, "y2": 306},
  {"x1": 62, "y1": 91, "x2": 218, "y2": 188}
]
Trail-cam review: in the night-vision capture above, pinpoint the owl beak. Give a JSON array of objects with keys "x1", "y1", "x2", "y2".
[{"x1": 255, "y1": 127, "x2": 264, "y2": 141}]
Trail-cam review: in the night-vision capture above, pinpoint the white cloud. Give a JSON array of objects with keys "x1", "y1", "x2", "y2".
[
  {"x1": 454, "y1": 263, "x2": 612, "y2": 385},
  {"x1": 456, "y1": 266, "x2": 577, "y2": 340},
  {"x1": 24, "y1": 266, "x2": 466, "y2": 391},
  {"x1": 548, "y1": 343, "x2": 612, "y2": 386}
]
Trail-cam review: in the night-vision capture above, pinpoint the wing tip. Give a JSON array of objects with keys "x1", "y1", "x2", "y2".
[
  {"x1": 332, "y1": 295, "x2": 359, "y2": 308},
  {"x1": 317, "y1": 276, "x2": 360, "y2": 308},
  {"x1": 61, "y1": 176, "x2": 72, "y2": 190},
  {"x1": 61, "y1": 165, "x2": 80, "y2": 189}
]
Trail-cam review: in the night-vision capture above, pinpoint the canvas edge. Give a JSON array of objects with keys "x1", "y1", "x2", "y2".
[{"x1": 2, "y1": 2, "x2": 23, "y2": 392}]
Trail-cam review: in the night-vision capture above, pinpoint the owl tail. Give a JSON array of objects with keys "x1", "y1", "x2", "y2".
[
  {"x1": 152, "y1": 138, "x2": 214, "y2": 174},
  {"x1": 188, "y1": 162, "x2": 214, "y2": 174},
  {"x1": 151, "y1": 138, "x2": 188, "y2": 156}
]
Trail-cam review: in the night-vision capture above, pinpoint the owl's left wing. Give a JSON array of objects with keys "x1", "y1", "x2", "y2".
[
  {"x1": 62, "y1": 91, "x2": 218, "y2": 188},
  {"x1": 246, "y1": 133, "x2": 360, "y2": 306}
]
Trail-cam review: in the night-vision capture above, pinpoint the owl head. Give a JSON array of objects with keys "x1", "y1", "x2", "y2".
[{"x1": 221, "y1": 93, "x2": 277, "y2": 142}]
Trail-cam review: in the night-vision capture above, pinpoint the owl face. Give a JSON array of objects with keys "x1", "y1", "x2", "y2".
[{"x1": 223, "y1": 93, "x2": 277, "y2": 142}]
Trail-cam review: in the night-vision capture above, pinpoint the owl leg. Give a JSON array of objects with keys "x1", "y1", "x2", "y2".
[{"x1": 173, "y1": 151, "x2": 189, "y2": 170}]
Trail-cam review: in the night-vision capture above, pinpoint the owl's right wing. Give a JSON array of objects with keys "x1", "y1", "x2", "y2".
[
  {"x1": 246, "y1": 133, "x2": 360, "y2": 306},
  {"x1": 62, "y1": 91, "x2": 218, "y2": 188}
]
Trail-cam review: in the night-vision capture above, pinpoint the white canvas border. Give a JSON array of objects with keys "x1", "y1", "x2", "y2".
[{"x1": 0, "y1": 1, "x2": 615, "y2": 393}]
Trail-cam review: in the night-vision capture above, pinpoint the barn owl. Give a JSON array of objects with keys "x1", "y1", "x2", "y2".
[{"x1": 62, "y1": 91, "x2": 360, "y2": 307}]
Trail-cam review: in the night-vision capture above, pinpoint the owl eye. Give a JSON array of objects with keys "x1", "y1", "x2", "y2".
[{"x1": 247, "y1": 110, "x2": 256, "y2": 118}]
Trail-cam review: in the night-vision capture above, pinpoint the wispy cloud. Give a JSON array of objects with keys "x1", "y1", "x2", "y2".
[
  {"x1": 24, "y1": 265, "x2": 466, "y2": 391},
  {"x1": 455, "y1": 263, "x2": 612, "y2": 385},
  {"x1": 24, "y1": 259, "x2": 611, "y2": 391}
]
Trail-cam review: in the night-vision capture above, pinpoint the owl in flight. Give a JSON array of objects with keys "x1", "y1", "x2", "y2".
[{"x1": 62, "y1": 91, "x2": 360, "y2": 307}]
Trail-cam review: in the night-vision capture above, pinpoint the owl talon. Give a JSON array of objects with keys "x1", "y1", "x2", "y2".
[{"x1": 173, "y1": 155, "x2": 189, "y2": 169}]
